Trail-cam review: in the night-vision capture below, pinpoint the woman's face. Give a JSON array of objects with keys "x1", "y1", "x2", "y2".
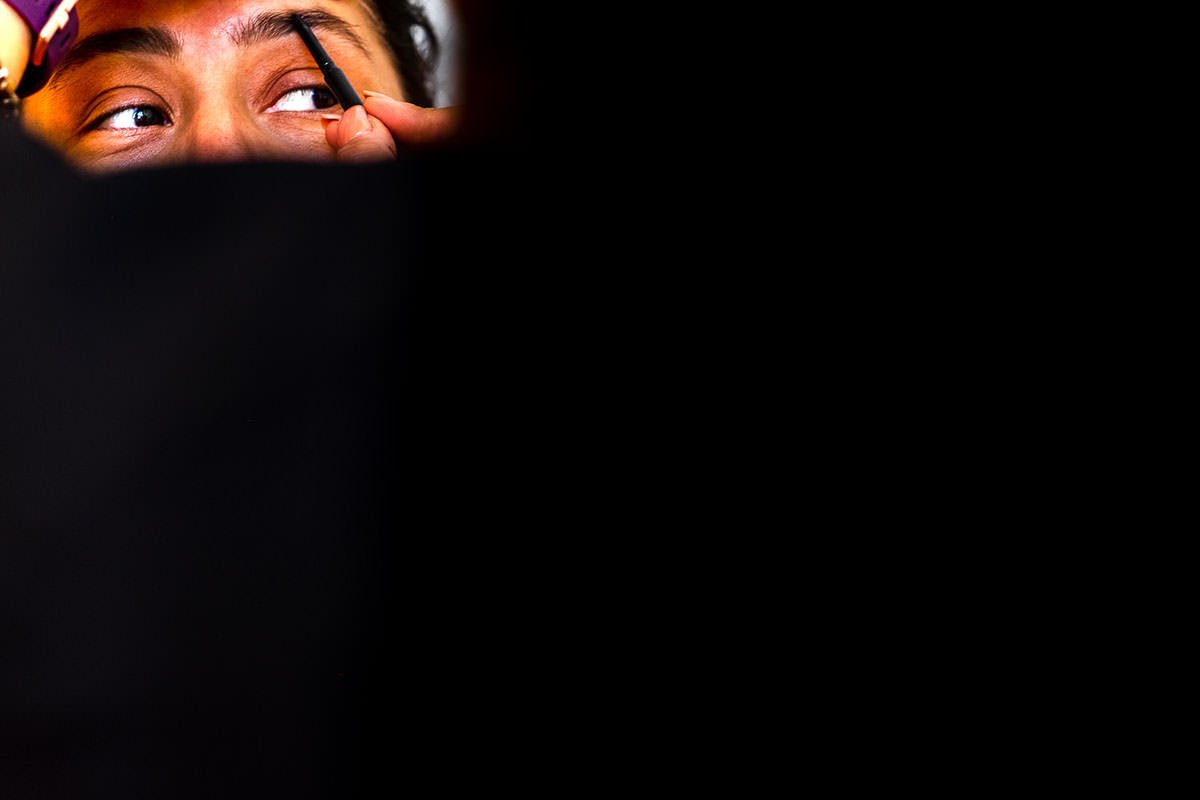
[{"x1": 21, "y1": 0, "x2": 405, "y2": 172}]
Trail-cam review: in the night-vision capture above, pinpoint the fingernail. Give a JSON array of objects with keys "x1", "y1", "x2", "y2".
[
  {"x1": 320, "y1": 114, "x2": 342, "y2": 121},
  {"x1": 342, "y1": 105, "x2": 371, "y2": 140},
  {"x1": 363, "y1": 90, "x2": 393, "y2": 100}
]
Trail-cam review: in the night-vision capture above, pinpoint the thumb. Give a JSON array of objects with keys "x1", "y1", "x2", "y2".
[{"x1": 321, "y1": 105, "x2": 397, "y2": 163}]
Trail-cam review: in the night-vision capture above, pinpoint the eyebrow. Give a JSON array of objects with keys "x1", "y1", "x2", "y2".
[
  {"x1": 49, "y1": 9, "x2": 369, "y2": 90},
  {"x1": 51, "y1": 27, "x2": 182, "y2": 87},
  {"x1": 230, "y1": 10, "x2": 370, "y2": 57}
]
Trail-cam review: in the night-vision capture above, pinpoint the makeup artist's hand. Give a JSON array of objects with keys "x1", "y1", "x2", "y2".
[{"x1": 321, "y1": 91, "x2": 460, "y2": 163}]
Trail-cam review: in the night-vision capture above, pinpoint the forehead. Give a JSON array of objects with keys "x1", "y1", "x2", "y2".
[{"x1": 80, "y1": 0, "x2": 375, "y2": 36}]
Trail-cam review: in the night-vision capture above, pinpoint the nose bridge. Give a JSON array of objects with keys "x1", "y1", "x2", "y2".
[{"x1": 179, "y1": 95, "x2": 272, "y2": 163}]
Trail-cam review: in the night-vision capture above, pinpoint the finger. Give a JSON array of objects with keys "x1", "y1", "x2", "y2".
[
  {"x1": 362, "y1": 91, "x2": 460, "y2": 145},
  {"x1": 322, "y1": 105, "x2": 397, "y2": 163},
  {"x1": 321, "y1": 114, "x2": 342, "y2": 148}
]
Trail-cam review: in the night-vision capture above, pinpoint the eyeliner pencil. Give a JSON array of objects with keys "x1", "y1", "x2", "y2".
[{"x1": 291, "y1": 14, "x2": 363, "y2": 109}]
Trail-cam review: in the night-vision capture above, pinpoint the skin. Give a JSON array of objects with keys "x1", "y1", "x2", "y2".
[{"x1": 18, "y1": 0, "x2": 456, "y2": 172}]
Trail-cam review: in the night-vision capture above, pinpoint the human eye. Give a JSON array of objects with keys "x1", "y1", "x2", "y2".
[
  {"x1": 93, "y1": 105, "x2": 172, "y2": 131},
  {"x1": 267, "y1": 86, "x2": 339, "y2": 113}
]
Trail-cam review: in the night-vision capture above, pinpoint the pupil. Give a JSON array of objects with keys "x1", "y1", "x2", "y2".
[
  {"x1": 133, "y1": 107, "x2": 160, "y2": 127},
  {"x1": 314, "y1": 88, "x2": 337, "y2": 109}
]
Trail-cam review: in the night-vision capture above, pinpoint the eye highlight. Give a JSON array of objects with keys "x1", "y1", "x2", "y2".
[
  {"x1": 268, "y1": 86, "x2": 339, "y2": 113},
  {"x1": 94, "y1": 105, "x2": 171, "y2": 131}
]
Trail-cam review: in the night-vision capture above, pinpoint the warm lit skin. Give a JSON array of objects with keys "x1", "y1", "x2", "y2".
[{"x1": 21, "y1": 0, "x2": 419, "y2": 171}]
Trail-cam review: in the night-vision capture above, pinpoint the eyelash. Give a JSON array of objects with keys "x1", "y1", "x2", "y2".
[
  {"x1": 86, "y1": 83, "x2": 337, "y2": 132},
  {"x1": 89, "y1": 104, "x2": 172, "y2": 131},
  {"x1": 267, "y1": 84, "x2": 339, "y2": 113}
]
